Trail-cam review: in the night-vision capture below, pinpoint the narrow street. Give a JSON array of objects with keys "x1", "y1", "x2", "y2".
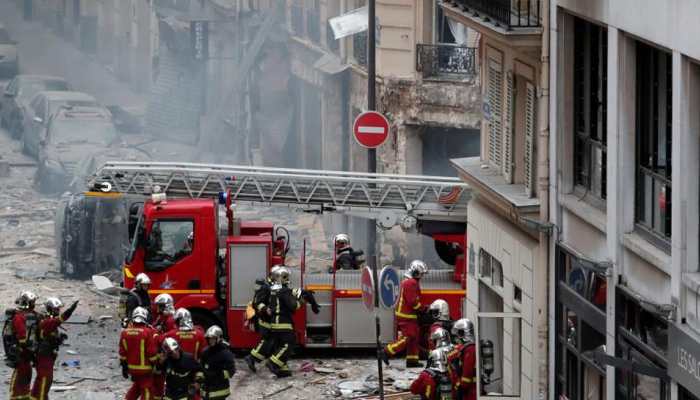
[{"x1": 0, "y1": 3, "x2": 409, "y2": 399}]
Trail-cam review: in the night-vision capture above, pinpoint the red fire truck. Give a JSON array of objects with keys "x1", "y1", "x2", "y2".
[{"x1": 90, "y1": 161, "x2": 469, "y2": 349}]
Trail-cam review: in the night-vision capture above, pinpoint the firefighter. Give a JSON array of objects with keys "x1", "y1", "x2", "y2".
[
  {"x1": 160, "y1": 337, "x2": 202, "y2": 400},
  {"x1": 429, "y1": 327, "x2": 453, "y2": 354},
  {"x1": 447, "y1": 318, "x2": 477, "y2": 400},
  {"x1": 244, "y1": 265, "x2": 281, "y2": 372},
  {"x1": 381, "y1": 259, "x2": 429, "y2": 368},
  {"x1": 125, "y1": 273, "x2": 152, "y2": 323},
  {"x1": 428, "y1": 299, "x2": 453, "y2": 350},
  {"x1": 153, "y1": 294, "x2": 177, "y2": 334},
  {"x1": 410, "y1": 348, "x2": 454, "y2": 400},
  {"x1": 120, "y1": 307, "x2": 159, "y2": 400},
  {"x1": 31, "y1": 297, "x2": 79, "y2": 400},
  {"x1": 199, "y1": 325, "x2": 236, "y2": 400},
  {"x1": 6, "y1": 290, "x2": 39, "y2": 400},
  {"x1": 255, "y1": 266, "x2": 300, "y2": 378},
  {"x1": 153, "y1": 294, "x2": 176, "y2": 400},
  {"x1": 332, "y1": 233, "x2": 364, "y2": 271},
  {"x1": 166, "y1": 308, "x2": 207, "y2": 360}
]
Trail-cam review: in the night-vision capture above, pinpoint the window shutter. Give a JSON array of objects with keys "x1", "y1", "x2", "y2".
[
  {"x1": 524, "y1": 82, "x2": 537, "y2": 197},
  {"x1": 487, "y1": 59, "x2": 503, "y2": 170},
  {"x1": 502, "y1": 72, "x2": 514, "y2": 183}
]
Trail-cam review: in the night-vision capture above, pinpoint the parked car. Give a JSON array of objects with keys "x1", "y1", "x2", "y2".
[
  {"x1": 35, "y1": 106, "x2": 148, "y2": 193},
  {"x1": 21, "y1": 91, "x2": 105, "y2": 158},
  {"x1": 0, "y1": 75, "x2": 71, "y2": 138},
  {"x1": 0, "y1": 24, "x2": 18, "y2": 77}
]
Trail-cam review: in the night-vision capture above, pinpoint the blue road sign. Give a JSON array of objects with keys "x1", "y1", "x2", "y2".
[{"x1": 378, "y1": 266, "x2": 400, "y2": 309}]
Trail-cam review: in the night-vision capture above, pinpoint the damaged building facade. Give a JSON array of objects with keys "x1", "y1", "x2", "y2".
[{"x1": 282, "y1": 0, "x2": 482, "y2": 258}]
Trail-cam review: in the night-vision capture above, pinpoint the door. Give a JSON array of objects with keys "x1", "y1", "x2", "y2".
[
  {"x1": 142, "y1": 218, "x2": 200, "y2": 294},
  {"x1": 476, "y1": 311, "x2": 523, "y2": 399}
]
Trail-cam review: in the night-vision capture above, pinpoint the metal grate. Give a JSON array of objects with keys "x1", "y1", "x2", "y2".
[
  {"x1": 416, "y1": 43, "x2": 477, "y2": 79},
  {"x1": 452, "y1": 0, "x2": 541, "y2": 29}
]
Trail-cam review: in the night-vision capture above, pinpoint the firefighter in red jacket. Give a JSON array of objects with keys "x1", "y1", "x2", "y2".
[
  {"x1": 428, "y1": 299, "x2": 453, "y2": 350},
  {"x1": 152, "y1": 294, "x2": 176, "y2": 400},
  {"x1": 120, "y1": 307, "x2": 159, "y2": 400},
  {"x1": 31, "y1": 297, "x2": 78, "y2": 400},
  {"x1": 410, "y1": 348, "x2": 454, "y2": 400},
  {"x1": 447, "y1": 318, "x2": 477, "y2": 400},
  {"x1": 7, "y1": 290, "x2": 39, "y2": 400},
  {"x1": 381, "y1": 259, "x2": 428, "y2": 368},
  {"x1": 166, "y1": 308, "x2": 207, "y2": 361}
]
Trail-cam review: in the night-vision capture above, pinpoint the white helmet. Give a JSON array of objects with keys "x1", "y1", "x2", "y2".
[
  {"x1": 16, "y1": 290, "x2": 38, "y2": 310},
  {"x1": 270, "y1": 265, "x2": 283, "y2": 280},
  {"x1": 275, "y1": 266, "x2": 291, "y2": 286},
  {"x1": 406, "y1": 259, "x2": 428, "y2": 279},
  {"x1": 205, "y1": 325, "x2": 224, "y2": 344},
  {"x1": 430, "y1": 327, "x2": 451, "y2": 349},
  {"x1": 428, "y1": 348, "x2": 449, "y2": 373},
  {"x1": 429, "y1": 299, "x2": 450, "y2": 322},
  {"x1": 334, "y1": 233, "x2": 350, "y2": 247},
  {"x1": 45, "y1": 297, "x2": 63, "y2": 316},
  {"x1": 162, "y1": 337, "x2": 180, "y2": 353},
  {"x1": 451, "y1": 318, "x2": 475, "y2": 345},
  {"x1": 174, "y1": 308, "x2": 193, "y2": 330},
  {"x1": 135, "y1": 273, "x2": 151, "y2": 288},
  {"x1": 154, "y1": 293, "x2": 175, "y2": 314},
  {"x1": 132, "y1": 306, "x2": 149, "y2": 324}
]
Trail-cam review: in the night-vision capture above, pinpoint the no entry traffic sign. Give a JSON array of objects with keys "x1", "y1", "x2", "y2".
[
  {"x1": 353, "y1": 111, "x2": 390, "y2": 148},
  {"x1": 361, "y1": 266, "x2": 375, "y2": 312}
]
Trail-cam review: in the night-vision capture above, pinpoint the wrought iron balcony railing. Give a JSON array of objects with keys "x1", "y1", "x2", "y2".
[
  {"x1": 416, "y1": 43, "x2": 477, "y2": 79},
  {"x1": 448, "y1": 0, "x2": 541, "y2": 29},
  {"x1": 353, "y1": 31, "x2": 368, "y2": 67}
]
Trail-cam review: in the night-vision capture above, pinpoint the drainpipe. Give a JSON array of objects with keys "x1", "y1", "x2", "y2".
[{"x1": 536, "y1": 0, "x2": 551, "y2": 398}]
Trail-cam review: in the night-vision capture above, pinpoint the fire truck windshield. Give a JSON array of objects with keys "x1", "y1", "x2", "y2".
[{"x1": 144, "y1": 220, "x2": 194, "y2": 270}]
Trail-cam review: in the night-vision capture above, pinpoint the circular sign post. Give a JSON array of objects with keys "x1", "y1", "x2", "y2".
[
  {"x1": 353, "y1": 111, "x2": 390, "y2": 148},
  {"x1": 361, "y1": 266, "x2": 375, "y2": 312},
  {"x1": 378, "y1": 266, "x2": 400, "y2": 309}
]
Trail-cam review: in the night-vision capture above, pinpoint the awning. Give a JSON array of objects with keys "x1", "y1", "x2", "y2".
[{"x1": 313, "y1": 53, "x2": 350, "y2": 75}]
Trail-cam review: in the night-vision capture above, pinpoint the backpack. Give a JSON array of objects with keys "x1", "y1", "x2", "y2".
[{"x1": 1, "y1": 309, "x2": 40, "y2": 367}]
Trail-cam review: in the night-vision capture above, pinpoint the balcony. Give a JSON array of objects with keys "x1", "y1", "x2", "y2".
[
  {"x1": 447, "y1": 0, "x2": 541, "y2": 29},
  {"x1": 353, "y1": 31, "x2": 367, "y2": 67},
  {"x1": 416, "y1": 44, "x2": 477, "y2": 80}
]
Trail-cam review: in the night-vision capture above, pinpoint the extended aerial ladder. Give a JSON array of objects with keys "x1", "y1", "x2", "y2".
[{"x1": 87, "y1": 161, "x2": 470, "y2": 232}]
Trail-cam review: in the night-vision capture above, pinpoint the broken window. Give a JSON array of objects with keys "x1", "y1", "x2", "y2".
[{"x1": 145, "y1": 220, "x2": 195, "y2": 268}]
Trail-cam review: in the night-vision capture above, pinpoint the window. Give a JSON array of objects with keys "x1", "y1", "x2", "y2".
[
  {"x1": 479, "y1": 248, "x2": 492, "y2": 279},
  {"x1": 559, "y1": 250, "x2": 607, "y2": 310},
  {"x1": 573, "y1": 18, "x2": 608, "y2": 202},
  {"x1": 514, "y1": 285, "x2": 522, "y2": 303},
  {"x1": 479, "y1": 249, "x2": 503, "y2": 287},
  {"x1": 145, "y1": 220, "x2": 194, "y2": 269},
  {"x1": 635, "y1": 42, "x2": 672, "y2": 244}
]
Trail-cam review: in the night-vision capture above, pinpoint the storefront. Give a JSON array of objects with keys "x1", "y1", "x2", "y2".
[
  {"x1": 554, "y1": 244, "x2": 608, "y2": 400},
  {"x1": 615, "y1": 286, "x2": 670, "y2": 399},
  {"x1": 669, "y1": 324, "x2": 700, "y2": 400}
]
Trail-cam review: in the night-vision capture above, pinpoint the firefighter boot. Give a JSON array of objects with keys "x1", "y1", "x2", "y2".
[
  {"x1": 266, "y1": 360, "x2": 291, "y2": 378},
  {"x1": 379, "y1": 349, "x2": 390, "y2": 366},
  {"x1": 244, "y1": 355, "x2": 257, "y2": 373}
]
